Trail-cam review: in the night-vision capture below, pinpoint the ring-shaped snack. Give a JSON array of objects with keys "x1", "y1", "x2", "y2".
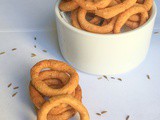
[
  {"x1": 114, "y1": 5, "x2": 148, "y2": 33},
  {"x1": 31, "y1": 60, "x2": 79, "y2": 96},
  {"x1": 37, "y1": 95, "x2": 90, "y2": 120}
]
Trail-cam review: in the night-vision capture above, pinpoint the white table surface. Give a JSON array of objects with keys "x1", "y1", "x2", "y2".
[{"x1": 0, "y1": 0, "x2": 160, "y2": 120}]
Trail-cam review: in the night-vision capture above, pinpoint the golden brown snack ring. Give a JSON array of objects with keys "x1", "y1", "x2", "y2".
[
  {"x1": 74, "y1": 0, "x2": 112, "y2": 10},
  {"x1": 31, "y1": 60, "x2": 79, "y2": 96},
  {"x1": 125, "y1": 20, "x2": 139, "y2": 29},
  {"x1": 114, "y1": 5, "x2": 148, "y2": 33},
  {"x1": 78, "y1": 8, "x2": 117, "y2": 34},
  {"x1": 129, "y1": 14, "x2": 140, "y2": 22},
  {"x1": 30, "y1": 80, "x2": 82, "y2": 115},
  {"x1": 37, "y1": 95, "x2": 90, "y2": 120},
  {"x1": 47, "y1": 109, "x2": 76, "y2": 120},
  {"x1": 95, "y1": 0, "x2": 137, "y2": 19},
  {"x1": 59, "y1": 0, "x2": 79, "y2": 11},
  {"x1": 71, "y1": 9, "x2": 82, "y2": 29}
]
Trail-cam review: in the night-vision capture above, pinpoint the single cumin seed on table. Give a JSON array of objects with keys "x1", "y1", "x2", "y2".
[
  {"x1": 103, "y1": 75, "x2": 109, "y2": 80},
  {"x1": 34, "y1": 37, "x2": 37, "y2": 40},
  {"x1": 0, "y1": 52, "x2": 5, "y2": 55},
  {"x1": 13, "y1": 87, "x2": 19, "y2": 90},
  {"x1": 101, "y1": 111, "x2": 107, "y2": 114},
  {"x1": 12, "y1": 92, "x2": 18, "y2": 97},
  {"x1": 147, "y1": 74, "x2": 150, "y2": 80},
  {"x1": 126, "y1": 115, "x2": 130, "y2": 120},
  {"x1": 96, "y1": 113, "x2": 101, "y2": 116},
  {"x1": 31, "y1": 53, "x2": 36, "y2": 57},
  {"x1": 117, "y1": 78, "x2": 122, "y2": 81},
  {"x1": 42, "y1": 50, "x2": 47, "y2": 53},
  {"x1": 98, "y1": 77, "x2": 102, "y2": 80},
  {"x1": 34, "y1": 45, "x2": 36, "y2": 48},
  {"x1": 12, "y1": 48, "x2": 17, "y2": 51},
  {"x1": 154, "y1": 32, "x2": 159, "y2": 34},
  {"x1": 111, "y1": 77, "x2": 115, "y2": 79},
  {"x1": 8, "y1": 83, "x2": 12, "y2": 88}
]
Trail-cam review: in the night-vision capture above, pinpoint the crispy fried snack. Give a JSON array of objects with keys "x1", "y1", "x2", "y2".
[
  {"x1": 71, "y1": 9, "x2": 82, "y2": 29},
  {"x1": 30, "y1": 79, "x2": 82, "y2": 115},
  {"x1": 59, "y1": 0, "x2": 79, "y2": 11},
  {"x1": 73, "y1": 0, "x2": 112, "y2": 10},
  {"x1": 78, "y1": 8, "x2": 117, "y2": 34},
  {"x1": 31, "y1": 60, "x2": 79, "y2": 96},
  {"x1": 125, "y1": 20, "x2": 139, "y2": 29},
  {"x1": 37, "y1": 95, "x2": 90, "y2": 120},
  {"x1": 114, "y1": 5, "x2": 148, "y2": 33},
  {"x1": 129, "y1": 14, "x2": 140, "y2": 22},
  {"x1": 143, "y1": 0, "x2": 153, "y2": 11},
  {"x1": 95, "y1": 0, "x2": 137, "y2": 19}
]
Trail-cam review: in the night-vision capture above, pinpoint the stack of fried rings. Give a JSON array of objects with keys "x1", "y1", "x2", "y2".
[
  {"x1": 59, "y1": 0, "x2": 153, "y2": 34},
  {"x1": 29, "y1": 60, "x2": 90, "y2": 120}
]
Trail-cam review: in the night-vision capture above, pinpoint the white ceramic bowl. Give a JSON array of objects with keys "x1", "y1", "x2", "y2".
[{"x1": 55, "y1": 1, "x2": 157, "y2": 75}]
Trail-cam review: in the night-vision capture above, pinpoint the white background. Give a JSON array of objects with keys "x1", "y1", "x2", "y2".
[{"x1": 0, "y1": 0, "x2": 160, "y2": 120}]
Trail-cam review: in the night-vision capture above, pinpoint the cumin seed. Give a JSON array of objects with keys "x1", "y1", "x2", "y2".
[
  {"x1": 101, "y1": 111, "x2": 107, "y2": 114},
  {"x1": 8, "y1": 83, "x2": 12, "y2": 88},
  {"x1": 126, "y1": 115, "x2": 130, "y2": 120},
  {"x1": 34, "y1": 37, "x2": 37, "y2": 40},
  {"x1": 13, "y1": 87, "x2": 19, "y2": 90},
  {"x1": 147, "y1": 74, "x2": 150, "y2": 80},
  {"x1": 103, "y1": 75, "x2": 109, "y2": 80},
  {"x1": 12, "y1": 48, "x2": 17, "y2": 51},
  {"x1": 34, "y1": 45, "x2": 36, "y2": 48},
  {"x1": 154, "y1": 32, "x2": 159, "y2": 34},
  {"x1": 42, "y1": 50, "x2": 47, "y2": 53},
  {"x1": 111, "y1": 77, "x2": 115, "y2": 79},
  {"x1": 98, "y1": 77, "x2": 102, "y2": 80},
  {"x1": 31, "y1": 53, "x2": 36, "y2": 57},
  {"x1": 96, "y1": 113, "x2": 101, "y2": 116},
  {"x1": 12, "y1": 92, "x2": 18, "y2": 97},
  {"x1": 0, "y1": 52, "x2": 5, "y2": 55},
  {"x1": 117, "y1": 78, "x2": 122, "y2": 81}
]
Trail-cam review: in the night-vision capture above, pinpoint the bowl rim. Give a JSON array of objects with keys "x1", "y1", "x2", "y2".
[{"x1": 55, "y1": 0, "x2": 157, "y2": 37}]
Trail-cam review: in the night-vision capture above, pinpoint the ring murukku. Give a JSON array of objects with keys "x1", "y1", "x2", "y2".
[
  {"x1": 31, "y1": 60, "x2": 79, "y2": 96},
  {"x1": 30, "y1": 83, "x2": 82, "y2": 115},
  {"x1": 95, "y1": 0, "x2": 137, "y2": 19},
  {"x1": 71, "y1": 9, "x2": 82, "y2": 29},
  {"x1": 78, "y1": 8, "x2": 117, "y2": 34},
  {"x1": 125, "y1": 20, "x2": 139, "y2": 29},
  {"x1": 37, "y1": 95, "x2": 90, "y2": 120},
  {"x1": 59, "y1": 0, "x2": 79, "y2": 11},
  {"x1": 114, "y1": 5, "x2": 148, "y2": 33},
  {"x1": 129, "y1": 14, "x2": 140, "y2": 22},
  {"x1": 73, "y1": 0, "x2": 112, "y2": 10}
]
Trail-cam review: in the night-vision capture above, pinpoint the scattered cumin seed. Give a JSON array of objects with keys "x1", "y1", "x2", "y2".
[
  {"x1": 34, "y1": 45, "x2": 36, "y2": 48},
  {"x1": 111, "y1": 77, "x2": 115, "y2": 79},
  {"x1": 12, "y1": 92, "x2": 18, "y2": 97},
  {"x1": 126, "y1": 115, "x2": 130, "y2": 120},
  {"x1": 101, "y1": 111, "x2": 107, "y2": 114},
  {"x1": 117, "y1": 78, "x2": 122, "y2": 81},
  {"x1": 0, "y1": 52, "x2": 5, "y2": 55},
  {"x1": 96, "y1": 113, "x2": 101, "y2": 116},
  {"x1": 12, "y1": 48, "x2": 17, "y2": 51},
  {"x1": 103, "y1": 75, "x2": 109, "y2": 80},
  {"x1": 31, "y1": 53, "x2": 36, "y2": 57},
  {"x1": 154, "y1": 32, "x2": 159, "y2": 34},
  {"x1": 13, "y1": 87, "x2": 19, "y2": 90},
  {"x1": 98, "y1": 77, "x2": 102, "y2": 80},
  {"x1": 42, "y1": 50, "x2": 47, "y2": 53},
  {"x1": 147, "y1": 74, "x2": 150, "y2": 80},
  {"x1": 8, "y1": 83, "x2": 12, "y2": 88},
  {"x1": 34, "y1": 37, "x2": 37, "y2": 40}
]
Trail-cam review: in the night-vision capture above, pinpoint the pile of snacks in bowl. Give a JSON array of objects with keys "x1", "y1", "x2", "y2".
[{"x1": 59, "y1": 0, "x2": 153, "y2": 34}]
